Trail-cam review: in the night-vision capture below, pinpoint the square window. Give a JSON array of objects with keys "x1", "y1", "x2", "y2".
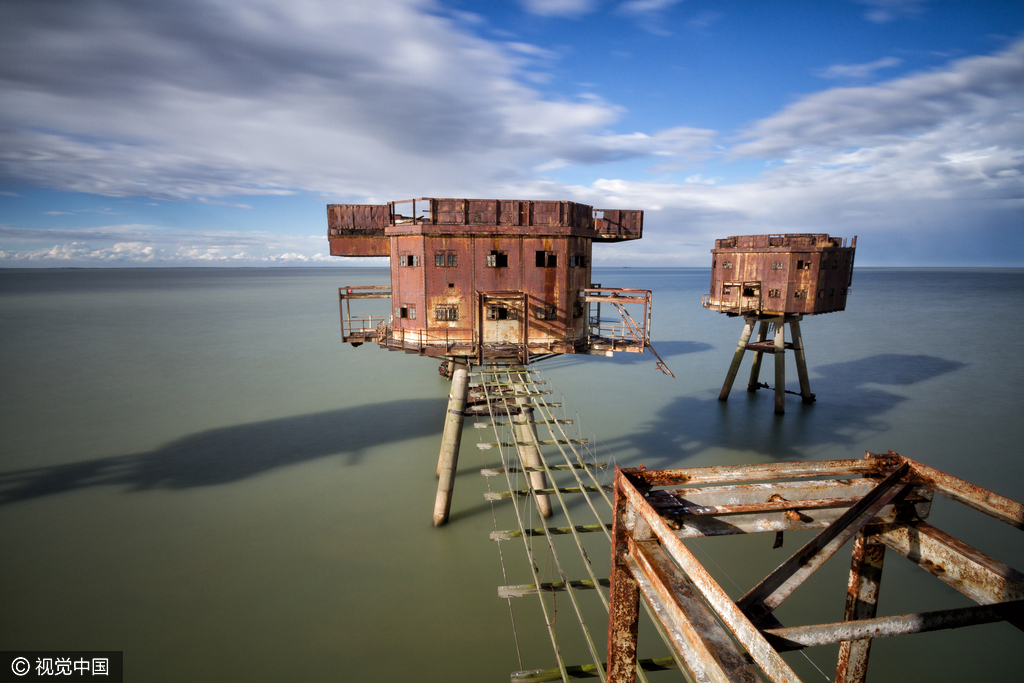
[
  {"x1": 448, "y1": 253, "x2": 457, "y2": 267},
  {"x1": 398, "y1": 305, "x2": 416, "y2": 319},
  {"x1": 435, "y1": 306, "x2": 458, "y2": 321},
  {"x1": 401, "y1": 254, "x2": 419, "y2": 267},
  {"x1": 534, "y1": 306, "x2": 557, "y2": 320},
  {"x1": 535, "y1": 250, "x2": 557, "y2": 268},
  {"x1": 486, "y1": 251, "x2": 508, "y2": 268}
]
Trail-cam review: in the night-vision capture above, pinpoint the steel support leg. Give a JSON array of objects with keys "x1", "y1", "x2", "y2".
[
  {"x1": 607, "y1": 486, "x2": 642, "y2": 683},
  {"x1": 719, "y1": 316, "x2": 756, "y2": 401},
  {"x1": 514, "y1": 396, "x2": 552, "y2": 518},
  {"x1": 433, "y1": 359, "x2": 469, "y2": 527},
  {"x1": 747, "y1": 320, "x2": 769, "y2": 391},
  {"x1": 773, "y1": 317, "x2": 786, "y2": 415},
  {"x1": 836, "y1": 532, "x2": 886, "y2": 683},
  {"x1": 789, "y1": 317, "x2": 814, "y2": 404}
]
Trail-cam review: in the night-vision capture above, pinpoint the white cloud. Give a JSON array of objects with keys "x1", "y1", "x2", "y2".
[
  {"x1": 0, "y1": 223, "x2": 352, "y2": 266},
  {"x1": 819, "y1": 56, "x2": 902, "y2": 79},
  {"x1": 0, "y1": 0, "x2": 656, "y2": 201},
  {"x1": 858, "y1": 0, "x2": 928, "y2": 24},
  {"x1": 518, "y1": 0, "x2": 597, "y2": 18}
]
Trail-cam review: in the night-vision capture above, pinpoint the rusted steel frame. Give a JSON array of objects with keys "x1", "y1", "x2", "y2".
[
  {"x1": 904, "y1": 458, "x2": 1024, "y2": 530},
  {"x1": 737, "y1": 462, "x2": 911, "y2": 624},
  {"x1": 628, "y1": 456, "x2": 896, "y2": 488},
  {"x1": 835, "y1": 532, "x2": 885, "y2": 683},
  {"x1": 656, "y1": 495, "x2": 866, "y2": 517},
  {"x1": 607, "y1": 471, "x2": 643, "y2": 683},
  {"x1": 764, "y1": 599, "x2": 1024, "y2": 651},
  {"x1": 623, "y1": 537, "x2": 761, "y2": 683},
  {"x1": 613, "y1": 469, "x2": 802, "y2": 683},
  {"x1": 661, "y1": 477, "x2": 917, "y2": 508},
  {"x1": 871, "y1": 521, "x2": 1024, "y2": 611}
]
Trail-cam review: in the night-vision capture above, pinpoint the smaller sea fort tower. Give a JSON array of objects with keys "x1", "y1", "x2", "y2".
[
  {"x1": 702, "y1": 233, "x2": 857, "y2": 414},
  {"x1": 327, "y1": 197, "x2": 672, "y2": 525}
]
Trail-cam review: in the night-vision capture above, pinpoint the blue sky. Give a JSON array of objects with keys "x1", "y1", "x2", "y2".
[{"x1": 0, "y1": 0, "x2": 1021, "y2": 267}]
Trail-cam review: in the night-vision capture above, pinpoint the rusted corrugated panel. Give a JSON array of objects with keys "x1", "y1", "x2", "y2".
[
  {"x1": 327, "y1": 204, "x2": 391, "y2": 257},
  {"x1": 328, "y1": 236, "x2": 390, "y2": 257},
  {"x1": 594, "y1": 209, "x2": 643, "y2": 241}
]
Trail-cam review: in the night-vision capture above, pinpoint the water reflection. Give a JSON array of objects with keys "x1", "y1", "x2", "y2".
[{"x1": 0, "y1": 398, "x2": 445, "y2": 504}]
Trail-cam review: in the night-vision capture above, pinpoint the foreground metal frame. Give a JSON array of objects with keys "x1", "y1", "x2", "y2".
[{"x1": 606, "y1": 451, "x2": 1024, "y2": 683}]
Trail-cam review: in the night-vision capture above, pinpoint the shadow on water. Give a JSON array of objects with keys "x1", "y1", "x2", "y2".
[
  {"x1": 538, "y1": 340, "x2": 713, "y2": 370},
  {"x1": 603, "y1": 353, "x2": 967, "y2": 467},
  {"x1": 0, "y1": 398, "x2": 446, "y2": 505}
]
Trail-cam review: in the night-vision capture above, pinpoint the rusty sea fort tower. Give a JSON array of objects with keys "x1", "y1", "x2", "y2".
[
  {"x1": 326, "y1": 197, "x2": 671, "y2": 525},
  {"x1": 324, "y1": 202, "x2": 1024, "y2": 683}
]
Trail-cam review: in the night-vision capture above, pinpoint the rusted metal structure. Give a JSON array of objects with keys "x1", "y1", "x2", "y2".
[
  {"x1": 605, "y1": 451, "x2": 1023, "y2": 683},
  {"x1": 702, "y1": 234, "x2": 857, "y2": 414},
  {"x1": 328, "y1": 198, "x2": 673, "y2": 525},
  {"x1": 330, "y1": 198, "x2": 666, "y2": 366}
]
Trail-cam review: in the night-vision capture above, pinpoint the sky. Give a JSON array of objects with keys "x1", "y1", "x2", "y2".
[{"x1": 0, "y1": 0, "x2": 1021, "y2": 267}]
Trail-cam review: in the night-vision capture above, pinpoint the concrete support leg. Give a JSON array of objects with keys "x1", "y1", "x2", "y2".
[
  {"x1": 747, "y1": 320, "x2": 769, "y2": 391},
  {"x1": 433, "y1": 359, "x2": 469, "y2": 527},
  {"x1": 515, "y1": 396, "x2": 552, "y2": 517},
  {"x1": 836, "y1": 532, "x2": 886, "y2": 683},
  {"x1": 719, "y1": 316, "x2": 756, "y2": 401},
  {"x1": 789, "y1": 317, "x2": 814, "y2": 403},
  {"x1": 773, "y1": 318, "x2": 786, "y2": 415}
]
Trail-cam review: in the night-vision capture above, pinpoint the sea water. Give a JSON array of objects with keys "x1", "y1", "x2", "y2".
[{"x1": 1, "y1": 267, "x2": 1022, "y2": 681}]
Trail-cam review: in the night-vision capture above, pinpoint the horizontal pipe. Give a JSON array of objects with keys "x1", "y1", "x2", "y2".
[{"x1": 764, "y1": 600, "x2": 1024, "y2": 650}]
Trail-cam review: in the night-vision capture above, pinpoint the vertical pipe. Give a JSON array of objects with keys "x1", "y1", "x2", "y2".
[
  {"x1": 719, "y1": 316, "x2": 756, "y2": 401},
  {"x1": 836, "y1": 532, "x2": 886, "y2": 683},
  {"x1": 433, "y1": 359, "x2": 469, "y2": 527},
  {"x1": 747, "y1": 320, "x2": 769, "y2": 391},
  {"x1": 773, "y1": 316, "x2": 786, "y2": 415},
  {"x1": 789, "y1": 317, "x2": 814, "y2": 403},
  {"x1": 515, "y1": 396, "x2": 552, "y2": 517}
]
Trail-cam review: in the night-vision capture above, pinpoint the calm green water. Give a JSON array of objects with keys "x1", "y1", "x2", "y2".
[{"x1": 1, "y1": 267, "x2": 1021, "y2": 681}]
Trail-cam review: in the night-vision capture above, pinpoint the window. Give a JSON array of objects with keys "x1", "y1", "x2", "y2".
[
  {"x1": 794, "y1": 290, "x2": 808, "y2": 299},
  {"x1": 572, "y1": 300, "x2": 585, "y2": 318},
  {"x1": 796, "y1": 259, "x2": 810, "y2": 270},
  {"x1": 534, "y1": 306, "x2": 557, "y2": 320},
  {"x1": 722, "y1": 261, "x2": 734, "y2": 269},
  {"x1": 569, "y1": 254, "x2": 586, "y2": 267},
  {"x1": 722, "y1": 286, "x2": 732, "y2": 295},
  {"x1": 400, "y1": 254, "x2": 420, "y2": 267},
  {"x1": 712, "y1": 259, "x2": 716, "y2": 269},
  {"x1": 398, "y1": 305, "x2": 416, "y2": 319},
  {"x1": 829, "y1": 288, "x2": 835, "y2": 297},
  {"x1": 768, "y1": 289, "x2": 781, "y2": 298},
  {"x1": 832, "y1": 259, "x2": 838, "y2": 269},
  {"x1": 486, "y1": 250, "x2": 508, "y2": 268},
  {"x1": 770, "y1": 261, "x2": 784, "y2": 270},
  {"x1": 841, "y1": 287, "x2": 847, "y2": 295},
  {"x1": 435, "y1": 306, "x2": 458, "y2": 321},
  {"x1": 434, "y1": 252, "x2": 458, "y2": 267},
  {"x1": 743, "y1": 286, "x2": 758, "y2": 297},
  {"x1": 486, "y1": 306, "x2": 517, "y2": 321},
  {"x1": 536, "y1": 250, "x2": 557, "y2": 268}
]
